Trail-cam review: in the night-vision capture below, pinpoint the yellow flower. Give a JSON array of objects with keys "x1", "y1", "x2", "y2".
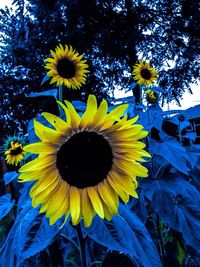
[
  {"x1": 19, "y1": 95, "x2": 150, "y2": 227},
  {"x1": 132, "y1": 60, "x2": 158, "y2": 86},
  {"x1": 45, "y1": 44, "x2": 89, "y2": 89},
  {"x1": 5, "y1": 141, "x2": 26, "y2": 166},
  {"x1": 146, "y1": 89, "x2": 158, "y2": 104}
]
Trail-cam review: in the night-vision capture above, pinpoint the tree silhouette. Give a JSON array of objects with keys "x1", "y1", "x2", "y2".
[{"x1": 0, "y1": 0, "x2": 199, "y2": 137}]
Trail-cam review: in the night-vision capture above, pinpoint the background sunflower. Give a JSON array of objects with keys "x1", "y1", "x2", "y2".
[
  {"x1": 19, "y1": 95, "x2": 150, "y2": 227},
  {"x1": 145, "y1": 89, "x2": 158, "y2": 104},
  {"x1": 132, "y1": 61, "x2": 158, "y2": 86},
  {"x1": 2, "y1": 135, "x2": 27, "y2": 166},
  {"x1": 45, "y1": 44, "x2": 89, "y2": 89}
]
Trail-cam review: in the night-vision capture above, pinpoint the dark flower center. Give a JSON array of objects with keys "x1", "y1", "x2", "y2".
[
  {"x1": 56, "y1": 131, "x2": 113, "y2": 188},
  {"x1": 141, "y1": 68, "x2": 151, "y2": 80},
  {"x1": 56, "y1": 57, "x2": 76, "y2": 79},
  {"x1": 10, "y1": 146, "x2": 23, "y2": 156}
]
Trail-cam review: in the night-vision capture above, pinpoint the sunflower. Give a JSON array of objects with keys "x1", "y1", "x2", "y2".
[
  {"x1": 132, "y1": 60, "x2": 158, "y2": 86},
  {"x1": 146, "y1": 89, "x2": 158, "y2": 104},
  {"x1": 3, "y1": 136, "x2": 27, "y2": 166},
  {"x1": 44, "y1": 44, "x2": 89, "y2": 89},
  {"x1": 19, "y1": 95, "x2": 150, "y2": 227}
]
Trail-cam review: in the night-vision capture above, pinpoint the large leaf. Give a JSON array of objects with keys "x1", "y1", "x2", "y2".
[
  {"x1": 3, "y1": 171, "x2": 18, "y2": 185},
  {"x1": 149, "y1": 139, "x2": 191, "y2": 174},
  {"x1": 125, "y1": 82, "x2": 137, "y2": 92},
  {"x1": 0, "y1": 194, "x2": 15, "y2": 220},
  {"x1": 143, "y1": 177, "x2": 200, "y2": 253},
  {"x1": 26, "y1": 89, "x2": 58, "y2": 99},
  {"x1": 119, "y1": 205, "x2": 162, "y2": 267},
  {"x1": 85, "y1": 205, "x2": 162, "y2": 267},
  {"x1": 71, "y1": 100, "x2": 86, "y2": 112},
  {"x1": 27, "y1": 116, "x2": 53, "y2": 144},
  {"x1": 0, "y1": 199, "x2": 60, "y2": 267},
  {"x1": 85, "y1": 215, "x2": 138, "y2": 260}
]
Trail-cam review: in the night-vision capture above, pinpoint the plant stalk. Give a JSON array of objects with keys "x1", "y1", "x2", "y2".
[
  {"x1": 76, "y1": 224, "x2": 88, "y2": 267},
  {"x1": 58, "y1": 85, "x2": 63, "y2": 115}
]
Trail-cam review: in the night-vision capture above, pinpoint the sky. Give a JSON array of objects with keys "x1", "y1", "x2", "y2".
[{"x1": 1, "y1": 0, "x2": 199, "y2": 111}]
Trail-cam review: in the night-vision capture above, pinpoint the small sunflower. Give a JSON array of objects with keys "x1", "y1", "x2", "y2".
[
  {"x1": 45, "y1": 44, "x2": 89, "y2": 89},
  {"x1": 19, "y1": 95, "x2": 150, "y2": 227},
  {"x1": 132, "y1": 60, "x2": 158, "y2": 86},
  {"x1": 3, "y1": 136, "x2": 27, "y2": 166},
  {"x1": 146, "y1": 89, "x2": 158, "y2": 104}
]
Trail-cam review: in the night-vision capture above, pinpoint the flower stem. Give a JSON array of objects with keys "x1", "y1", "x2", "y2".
[
  {"x1": 58, "y1": 85, "x2": 63, "y2": 115},
  {"x1": 76, "y1": 224, "x2": 88, "y2": 267}
]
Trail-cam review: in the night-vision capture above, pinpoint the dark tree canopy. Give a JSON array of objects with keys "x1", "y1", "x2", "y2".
[{"x1": 0, "y1": 0, "x2": 199, "y2": 138}]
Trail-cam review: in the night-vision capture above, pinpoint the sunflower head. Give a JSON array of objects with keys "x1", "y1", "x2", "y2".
[
  {"x1": 45, "y1": 44, "x2": 89, "y2": 89},
  {"x1": 19, "y1": 95, "x2": 150, "y2": 227},
  {"x1": 132, "y1": 60, "x2": 158, "y2": 86},
  {"x1": 145, "y1": 89, "x2": 158, "y2": 104},
  {"x1": 2, "y1": 135, "x2": 27, "y2": 166}
]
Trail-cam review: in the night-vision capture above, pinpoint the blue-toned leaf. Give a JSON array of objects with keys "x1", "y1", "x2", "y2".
[
  {"x1": 71, "y1": 100, "x2": 86, "y2": 112},
  {"x1": 27, "y1": 118, "x2": 40, "y2": 144},
  {"x1": 143, "y1": 177, "x2": 200, "y2": 253},
  {"x1": 113, "y1": 96, "x2": 135, "y2": 103},
  {"x1": 149, "y1": 139, "x2": 190, "y2": 174},
  {"x1": 0, "y1": 194, "x2": 15, "y2": 220},
  {"x1": 17, "y1": 183, "x2": 33, "y2": 213},
  {"x1": 151, "y1": 86, "x2": 165, "y2": 93},
  {"x1": 85, "y1": 207, "x2": 162, "y2": 267},
  {"x1": 85, "y1": 215, "x2": 139, "y2": 262},
  {"x1": 3, "y1": 171, "x2": 18, "y2": 185},
  {"x1": 27, "y1": 116, "x2": 53, "y2": 144},
  {"x1": 125, "y1": 82, "x2": 137, "y2": 92},
  {"x1": 161, "y1": 110, "x2": 183, "y2": 116},
  {"x1": 40, "y1": 74, "x2": 51, "y2": 85},
  {"x1": 26, "y1": 89, "x2": 58, "y2": 99},
  {"x1": 0, "y1": 199, "x2": 60, "y2": 267},
  {"x1": 119, "y1": 205, "x2": 162, "y2": 267},
  {"x1": 137, "y1": 105, "x2": 163, "y2": 130},
  {"x1": 129, "y1": 191, "x2": 148, "y2": 223}
]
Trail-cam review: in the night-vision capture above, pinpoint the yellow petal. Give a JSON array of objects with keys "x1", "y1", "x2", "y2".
[
  {"x1": 18, "y1": 166, "x2": 52, "y2": 182},
  {"x1": 101, "y1": 201, "x2": 113, "y2": 221},
  {"x1": 107, "y1": 174, "x2": 129, "y2": 203},
  {"x1": 91, "y1": 99, "x2": 108, "y2": 127},
  {"x1": 46, "y1": 182, "x2": 68, "y2": 217},
  {"x1": 42, "y1": 112, "x2": 69, "y2": 132},
  {"x1": 24, "y1": 142, "x2": 58, "y2": 154},
  {"x1": 82, "y1": 188, "x2": 95, "y2": 227},
  {"x1": 32, "y1": 178, "x2": 61, "y2": 208},
  {"x1": 109, "y1": 171, "x2": 138, "y2": 198},
  {"x1": 30, "y1": 170, "x2": 60, "y2": 200},
  {"x1": 64, "y1": 100, "x2": 81, "y2": 128},
  {"x1": 70, "y1": 186, "x2": 81, "y2": 225},
  {"x1": 101, "y1": 104, "x2": 129, "y2": 129},
  {"x1": 87, "y1": 187, "x2": 104, "y2": 218},
  {"x1": 19, "y1": 155, "x2": 54, "y2": 172},
  {"x1": 98, "y1": 180, "x2": 118, "y2": 214},
  {"x1": 34, "y1": 119, "x2": 64, "y2": 143},
  {"x1": 80, "y1": 95, "x2": 97, "y2": 129}
]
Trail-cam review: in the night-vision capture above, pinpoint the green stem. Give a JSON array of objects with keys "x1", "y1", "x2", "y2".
[
  {"x1": 58, "y1": 85, "x2": 63, "y2": 115},
  {"x1": 156, "y1": 213, "x2": 164, "y2": 265},
  {"x1": 60, "y1": 233, "x2": 80, "y2": 252},
  {"x1": 76, "y1": 224, "x2": 88, "y2": 267}
]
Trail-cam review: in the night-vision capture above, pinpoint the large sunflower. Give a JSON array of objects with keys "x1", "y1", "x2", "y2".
[
  {"x1": 132, "y1": 60, "x2": 158, "y2": 86},
  {"x1": 3, "y1": 138, "x2": 27, "y2": 166},
  {"x1": 19, "y1": 95, "x2": 150, "y2": 227},
  {"x1": 45, "y1": 44, "x2": 89, "y2": 89}
]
